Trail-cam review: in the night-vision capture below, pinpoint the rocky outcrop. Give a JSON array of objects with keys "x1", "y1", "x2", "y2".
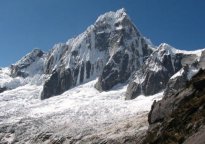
[
  {"x1": 125, "y1": 44, "x2": 199, "y2": 100},
  {"x1": 143, "y1": 69, "x2": 205, "y2": 144},
  {"x1": 0, "y1": 87, "x2": 7, "y2": 93},
  {"x1": 41, "y1": 67, "x2": 73, "y2": 99},
  {"x1": 10, "y1": 49, "x2": 45, "y2": 78},
  {"x1": 163, "y1": 66, "x2": 189, "y2": 98}
]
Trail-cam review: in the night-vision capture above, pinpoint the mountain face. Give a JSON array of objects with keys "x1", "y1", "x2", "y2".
[
  {"x1": 125, "y1": 44, "x2": 201, "y2": 100},
  {"x1": 41, "y1": 8, "x2": 153, "y2": 99}
]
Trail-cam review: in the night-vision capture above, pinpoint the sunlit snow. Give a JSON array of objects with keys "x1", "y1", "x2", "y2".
[{"x1": 0, "y1": 79, "x2": 163, "y2": 132}]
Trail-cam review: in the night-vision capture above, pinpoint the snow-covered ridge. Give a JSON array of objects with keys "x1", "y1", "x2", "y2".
[
  {"x1": 147, "y1": 43, "x2": 204, "y2": 71},
  {"x1": 96, "y1": 8, "x2": 128, "y2": 24},
  {"x1": 158, "y1": 43, "x2": 204, "y2": 56},
  {"x1": 15, "y1": 49, "x2": 44, "y2": 67}
]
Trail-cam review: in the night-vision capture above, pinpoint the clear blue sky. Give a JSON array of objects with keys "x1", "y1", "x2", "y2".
[{"x1": 0, "y1": 0, "x2": 205, "y2": 67}]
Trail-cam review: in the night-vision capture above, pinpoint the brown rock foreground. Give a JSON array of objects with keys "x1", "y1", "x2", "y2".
[{"x1": 143, "y1": 69, "x2": 205, "y2": 144}]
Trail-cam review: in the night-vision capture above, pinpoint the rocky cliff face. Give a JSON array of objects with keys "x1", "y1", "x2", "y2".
[
  {"x1": 40, "y1": 8, "x2": 153, "y2": 99},
  {"x1": 125, "y1": 44, "x2": 201, "y2": 100},
  {"x1": 143, "y1": 69, "x2": 205, "y2": 144}
]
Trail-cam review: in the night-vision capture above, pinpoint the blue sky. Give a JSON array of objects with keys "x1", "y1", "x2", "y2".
[{"x1": 0, "y1": 0, "x2": 205, "y2": 67}]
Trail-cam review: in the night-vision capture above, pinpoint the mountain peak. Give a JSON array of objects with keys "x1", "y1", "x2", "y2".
[
  {"x1": 15, "y1": 48, "x2": 44, "y2": 66},
  {"x1": 157, "y1": 43, "x2": 183, "y2": 56},
  {"x1": 95, "y1": 8, "x2": 128, "y2": 25},
  {"x1": 158, "y1": 43, "x2": 176, "y2": 51}
]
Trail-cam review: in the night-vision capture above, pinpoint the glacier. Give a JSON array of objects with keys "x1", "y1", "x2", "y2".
[{"x1": 0, "y1": 77, "x2": 162, "y2": 143}]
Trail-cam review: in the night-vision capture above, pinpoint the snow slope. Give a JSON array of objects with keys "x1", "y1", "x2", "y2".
[
  {"x1": 0, "y1": 79, "x2": 162, "y2": 126},
  {"x1": 0, "y1": 79, "x2": 162, "y2": 143}
]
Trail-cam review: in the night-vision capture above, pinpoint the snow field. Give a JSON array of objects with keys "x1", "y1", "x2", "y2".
[{"x1": 0, "y1": 79, "x2": 163, "y2": 132}]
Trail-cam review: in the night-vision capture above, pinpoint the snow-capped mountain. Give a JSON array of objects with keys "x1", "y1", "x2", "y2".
[
  {"x1": 41, "y1": 8, "x2": 153, "y2": 99},
  {"x1": 2, "y1": 8, "x2": 204, "y2": 101},
  {"x1": 0, "y1": 8, "x2": 205, "y2": 143}
]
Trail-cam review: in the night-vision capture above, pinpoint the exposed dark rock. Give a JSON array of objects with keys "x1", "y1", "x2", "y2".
[
  {"x1": 80, "y1": 62, "x2": 85, "y2": 83},
  {"x1": 95, "y1": 51, "x2": 137, "y2": 91},
  {"x1": 143, "y1": 69, "x2": 205, "y2": 144},
  {"x1": 85, "y1": 61, "x2": 91, "y2": 79},
  {"x1": 163, "y1": 66, "x2": 189, "y2": 98},
  {"x1": 0, "y1": 87, "x2": 7, "y2": 93},
  {"x1": 93, "y1": 9, "x2": 154, "y2": 92},
  {"x1": 183, "y1": 126, "x2": 205, "y2": 144},
  {"x1": 10, "y1": 65, "x2": 29, "y2": 78},
  {"x1": 95, "y1": 32, "x2": 110, "y2": 51},
  {"x1": 125, "y1": 44, "x2": 198, "y2": 100},
  {"x1": 41, "y1": 68, "x2": 73, "y2": 100},
  {"x1": 142, "y1": 70, "x2": 169, "y2": 96},
  {"x1": 199, "y1": 50, "x2": 205, "y2": 69},
  {"x1": 45, "y1": 55, "x2": 54, "y2": 74},
  {"x1": 95, "y1": 35, "x2": 152, "y2": 92},
  {"x1": 125, "y1": 82, "x2": 141, "y2": 100}
]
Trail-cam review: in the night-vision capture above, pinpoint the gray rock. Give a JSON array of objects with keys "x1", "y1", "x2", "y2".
[
  {"x1": 94, "y1": 32, "x2": 153, "y2": 91},
  {"x1": 95, "y1": 52, "x2": 132, "y2": 91},
  {"x1": 125, "y1": 81, "x2": 141, "y2": 100},
  {"x1": 0, "y1": 87, "x2": 7, "y2": 93},
  {"x1": 125, "y1": 44, "x2": 198, "y2": 100},
  {"x1": 199, "y1": 50, "x2": 205, "y2": 69},
  {"x1": 183, "y1": 126, "x2": 205, "y2": 144},
  {"x1": 181, "y1": 54, "x2": 198, "y2": 66},
  {"x1": 144, "y1": 69, "x2": 205, "y2": 144},
  {"x1": 163, "y1": 66, "x2": 189, "y2": 98},
  {"x1": 41, "y1": 68, "x2": 73, "y2": 100}
]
